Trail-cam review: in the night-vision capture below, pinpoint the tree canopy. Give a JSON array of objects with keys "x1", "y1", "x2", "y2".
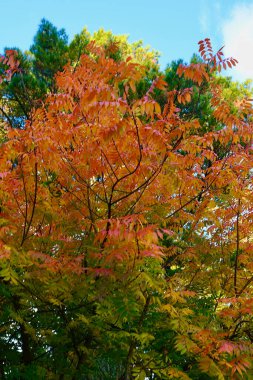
[
  {"x1": 0, "y1": 25, "x2": 253, "y2": 380},
  {"x1": 0, "y1": 19, "x2": 160, "y2": 131}
]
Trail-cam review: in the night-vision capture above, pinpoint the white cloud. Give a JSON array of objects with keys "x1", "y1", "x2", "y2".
[
  {"x1": 199, "y1": 0, "x2": 212, "y2": 34},
  {"x1": 200, "y1": 7, "x2": 209, "y2": 34},
  {"x1": 221, "y1": 3, "x2": 253, "y2": 82}
]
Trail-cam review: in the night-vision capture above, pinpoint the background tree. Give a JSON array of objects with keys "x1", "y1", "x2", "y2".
[
  {"x1": 30, "y1": 18, "x2": 69, "y2": 91},
  {"x1": 0, "y1": 19, "x2": 69, "y2": 130},
  {"x1": 0, "y1": 48, "x2": 47, "y2": 129}
]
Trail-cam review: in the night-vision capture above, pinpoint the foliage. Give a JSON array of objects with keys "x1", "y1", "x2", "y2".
[
  {"x1": 30, "y1": 18, "x2": 69, "y2": 91},
  {"x1": 69, "y1": 27, "x2": 159, "y2": 68},
  {"x1": 0, "y1": 20, "x2": 159, "y2": 132},
  {"x1": 0, "y1": 37, "x2": 253, "y2": 380},
  {"x1": 0, "y1": 19, "x2": 69, "y2": 130}
]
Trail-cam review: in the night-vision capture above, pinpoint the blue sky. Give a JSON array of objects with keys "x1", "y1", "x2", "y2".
[{"x1": 1, "y1": 0, "x2": 253, "y2": 80}]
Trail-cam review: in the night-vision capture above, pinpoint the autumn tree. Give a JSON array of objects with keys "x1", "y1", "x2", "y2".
[{"x1": 0, "y1": 38, "x2": 253, "y2": 379}]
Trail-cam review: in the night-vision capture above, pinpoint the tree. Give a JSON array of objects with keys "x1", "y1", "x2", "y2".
[
  {"x1": 30, "y1": 18, "x2": 69, "y2": 91},
  {"x1": 69, "y1": 27, "x2": 159, "y2": 68},
  {"x1": 0, "y1": 19, "x2": 69, "y2": 131},
  {"x1": 0, "y1": 48, "x2": 49, "y2": 129},
  {"x1": 0, "y1": 38, "x2": 253, "y2": 379}
]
